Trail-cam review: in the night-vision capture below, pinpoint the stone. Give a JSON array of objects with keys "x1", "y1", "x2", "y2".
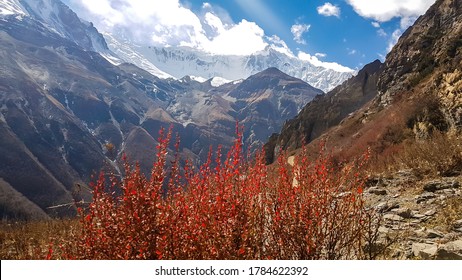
[
  {"x1": 435, "y1": 240, "x2": 462, "y2": 260},
  {"x1": 423, "y1": 179, "x2": 460, "y2": 192},
  {"x1": 412, "y1": 243, "x2": 437, "y2": 259},
  {"x1": 416, "y1": 192, "x2": 436, "y2": 204},
  {"x1": 368, "y1": 187, "x2": 388, "y2": 195},
  {"x1": 442, "y1": 189, "x2": 456, "y2": 195},
  {"x1": 414, "y1": 228, "x2": 427, "y2": 238},
  {"x1": 378, "y1": 226, "x2": 391, "y2": 234},
  {"x1": 376, "y1": 201, "x2": 399, "y2": 212},
  {"x1": 392, "y1": 207, "x2": 413, "y2": 219},
  {"x1": 410, "y1": 219, "x2": 423, "y2": 225},
  {"x1": 384, "y1": 214, "x2": 405, "y2": 222},
  {"x1": 426, "y1": 229, "x2": 445, "y2": 239},
  {"x1": 424, "y1": 209, "x2": 437, "y2": 216},
  {"x1": 412, "y1": 213, "x2": 426, "y2": 219},
  {"x1": 453, "y1": 219, "x2": 462, "y2": 228}
]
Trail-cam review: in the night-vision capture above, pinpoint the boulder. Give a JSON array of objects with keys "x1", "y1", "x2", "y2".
[
  {"x1": 435, "y1": 240, "x2": 462, "y2": 260},
  {"x1": 412, "y1": 243, "x2": 437, "y2": 259},
  {"x1": 392, "y1": 207, "x2": 413, "y2": 219}
]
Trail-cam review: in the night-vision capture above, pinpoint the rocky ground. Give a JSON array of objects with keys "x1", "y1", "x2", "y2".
[{"x1": 364, "y1": 170, "x2": 462, "y2": 259}]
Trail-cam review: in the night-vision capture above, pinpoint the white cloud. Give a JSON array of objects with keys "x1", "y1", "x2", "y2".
[
  {"x1": 377, "y1": 29, "x2": 387, "y2": 37},
  {"x1": 346, "y1": 0, "x2": 435, "y2": 22},
  {"x1": 202, "y1": 2, "x2": 212, "y2": 9},
  {"x1": 298, "y1": 51, "x2": 354, "y2": 73},
  {"x1": 348, "y1": 49, "x2": 357, "y2": 55},
  {"x1": 378, "y1": 53, "x2": 386, "y2": 61},
  {"x1": 70, "y1": 0, "x2": 269, "y2": 56},
  {"x1": 400, "y1": 16, "x2": 418, "y2": 29},
  {"x1": 344, "y1": 1, "x2": 429, "y2": 54},
  {"x1": 386, "y1": 15, "x2": 419, "y2": 52},
  {"x1": 291, "y1": 23, "x2": 311, "y2": 45},
  {"x1": 67, "y1": 0, "x2": 353, "y2": 71},
  {"x1": 204, "y1": 19, "x2": 268, "y2": 55},
  {"x1": 78, "y1": 0, "x2": 125, "y2": 27},
  {"x1": 317, "y1": 2, "x2": 341, "y2": 18},
  {"x1": 204, "y1": 12, "x2": 225, "y2": 34},
  {"x1": 387, "y1": 29, "x2": 403, "y2": 52},
  {"x1": 267, "y1": 35, "x2": 294, "y2": 57}
]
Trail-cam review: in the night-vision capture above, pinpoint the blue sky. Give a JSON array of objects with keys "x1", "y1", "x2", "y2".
[{"x1": 63, "y1": 0, "x2": 436, "y2": 71}]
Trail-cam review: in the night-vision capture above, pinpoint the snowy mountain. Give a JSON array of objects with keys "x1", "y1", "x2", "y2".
[
  {"x1": 0, "y1": 0, "x2": 121, "y2": 64},
  {"x1": 0, "y1": 0, "x2": 324, "y2": 218},
  {"x1": 104, "y1": 32, "x2": 355, "y2": 92},
  {"x1": 1, "y1": 1, "x2": 354, "y2": 92},
  {"x1": 0, "y1": 0, "x2": 26, "y2": 16},
  {"x1": 103, "y1": 32, "x2": 172, "y2": 79}
]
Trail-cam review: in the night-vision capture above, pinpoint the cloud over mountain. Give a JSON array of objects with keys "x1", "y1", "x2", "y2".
[
  {"x1": 68, "y1": 0, "x2": 266, "y2": 55},
  {"x1": 65, "y1": 0, "x2": 353, "y2": 69}
]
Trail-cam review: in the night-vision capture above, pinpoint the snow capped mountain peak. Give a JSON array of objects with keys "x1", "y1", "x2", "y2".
[
  {"x1": 103, "y1": 32, "x2": 354, "y2": 91},
  {"x1": 0, "y1": 0, "x2": 27, "y2": 16},
  {"x1": 103, "y1": 32, "x2": 172, "y2": 79},
  {"x1": 1, "y1": 0, "x2": 125, "y2": 66},
  {"x1": 209, "y1": 77, "x2": 231, "y2": 87},
  {"x1": 2, "y1": 1, "x2": 354, "y2": 89},
  {"x1": 179, "y1": 75, "x2": 207, "y2": 83}
]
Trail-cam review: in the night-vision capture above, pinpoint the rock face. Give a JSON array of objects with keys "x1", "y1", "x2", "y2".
[
  {"x1": 375, "y1": 0, "x2": 462, "y2": 138},
  {"x1": 377, "y1": 0, "x2": 462, "y2": 109},
  {"x1": 264, "y1": 60, "x2": 382, "y2": 163}
]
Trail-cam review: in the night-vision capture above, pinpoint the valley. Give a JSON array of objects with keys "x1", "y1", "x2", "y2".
[{"x1": 1, "y1": 0, "x2": 462, "y2": 260}]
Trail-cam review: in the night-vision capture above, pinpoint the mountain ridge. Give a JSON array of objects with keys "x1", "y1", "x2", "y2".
[
  {"x1": 0, "y1": 5, "x2": 321, "y2": 219},
  {"x1": 105, "y1": 34, "x2": 354, "y2": 92},
  {"x1": 265, "y1": 0, "x2": 462, "y2": 163}
]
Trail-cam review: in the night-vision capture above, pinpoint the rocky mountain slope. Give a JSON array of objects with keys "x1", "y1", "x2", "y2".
[
  {"x1": 267, "y1": 0, "x2": 462, "y2": 161},
  {"x1": 0, "y1": 1, "x2": 321, "y2": 219},
  {"x1": 265, "y1": 59, "x2": 383, "y2": 163},
  {"x1": 266, "y1": 0, "x2": 462, "y2": 259}
]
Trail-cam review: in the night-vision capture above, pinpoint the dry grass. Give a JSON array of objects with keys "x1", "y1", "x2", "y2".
[
  {"x1": 424, "y1": 196, "x2": 462, "y2": 233},
  {"x1": 370, "y1": 132, "x2": 462, "y2": 177},
  {"x1": 0, "y1": 219, "x2": 78, "y2": 260}
]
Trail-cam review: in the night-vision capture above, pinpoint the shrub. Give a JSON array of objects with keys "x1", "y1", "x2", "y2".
[
  {"x1": 373, "y1": 132, "x2": 462, "y2": 177},
  {"x1": 55, "y1": 127, "x2": 373, "y2": 260}
]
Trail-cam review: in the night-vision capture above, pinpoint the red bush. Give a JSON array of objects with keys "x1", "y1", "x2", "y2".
[{"x1": 58, "y1": 127, "x2": 371, "y2": 259}]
